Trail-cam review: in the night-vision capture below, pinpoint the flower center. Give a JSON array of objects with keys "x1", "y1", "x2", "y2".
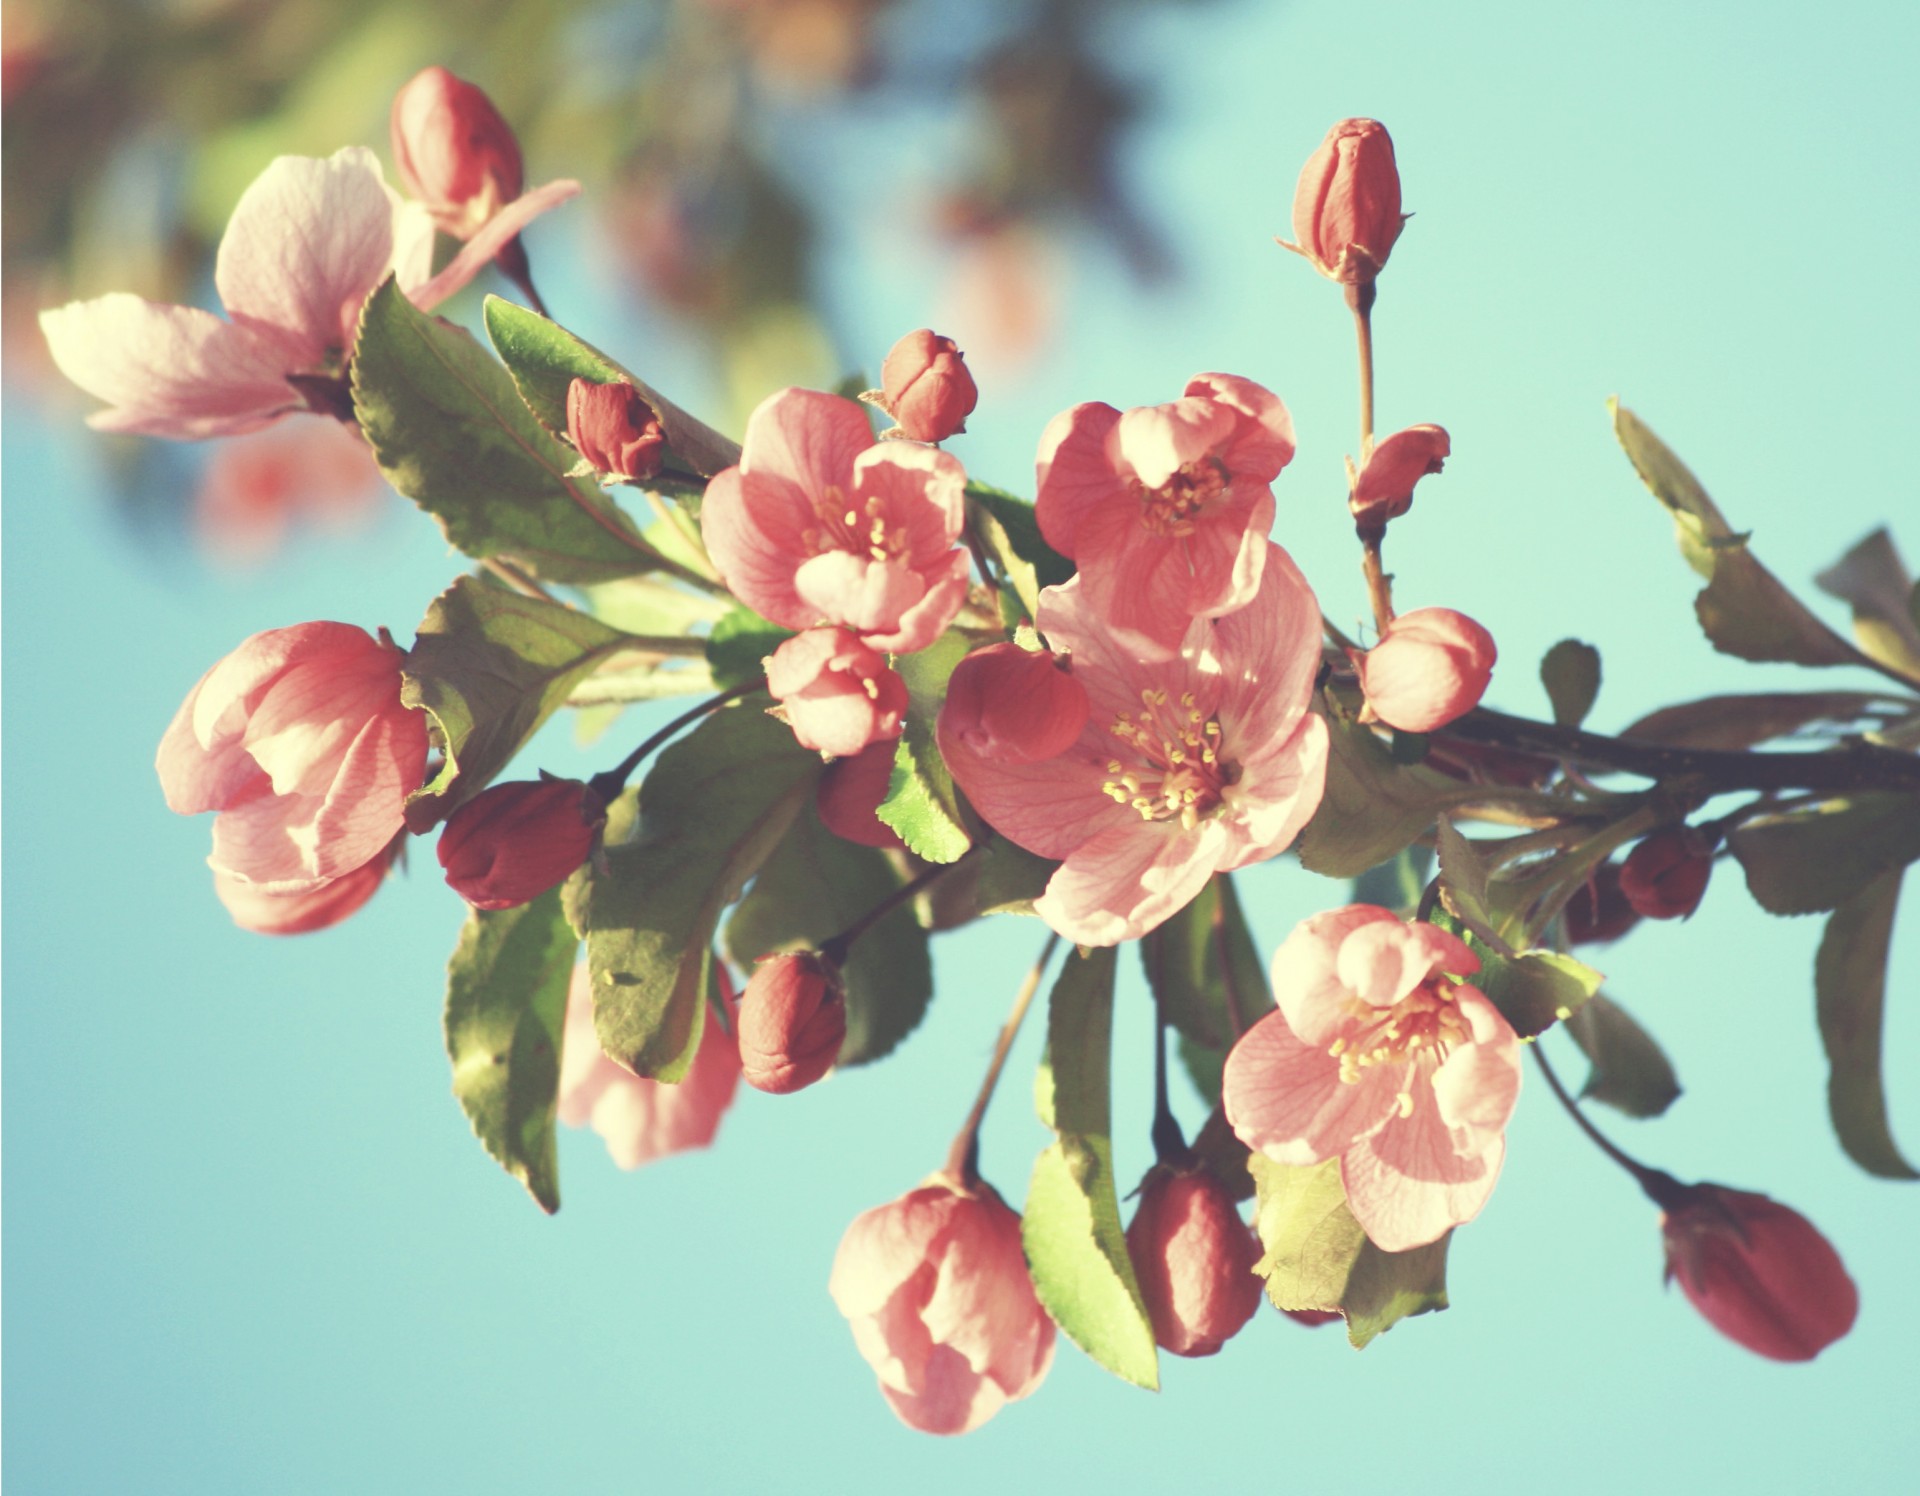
[
  {"x1": 1329, "y1": 982, "x2": 1472, "y2": 1114},
  {"x1": 804, "y1": 483, "x2": 905, "y2": 563},
  {"x1": 1100, "y1": 687, "x2": 1233, "y2": 829},
  {"x1": 1132, "y1": 458, "x2": 1228, "y2": 537}
]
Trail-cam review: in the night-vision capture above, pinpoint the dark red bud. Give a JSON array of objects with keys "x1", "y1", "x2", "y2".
[
  {"x1": 738, "y1": 952, "x2": 847, "y2": 1094},
  {"x1": 878, "y1": 328, "x2": 978, "y2": 443},
  {"x1": 816, "y1": 740, "x2": 907, "y2": 851},
  {"x1": 1619, "y1": 826, "x2": 1714, "y2": 920},
  {"x1": 437, "y1": 777, "x2": 606, "y2": 911},
  {"x1": 566, "y1": 378, "x2": 666, "y2": 484},
  {"x1": 1565, "y1": 861, "x2": 1642, "y2": 945}
]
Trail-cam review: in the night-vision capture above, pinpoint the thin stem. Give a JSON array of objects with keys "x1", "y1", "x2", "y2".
[
  {"x1": 1150, "y1": 1014, "x2": 1189, "y2": 1164},
  {"x1": 1346, "y1": 280, "x2": 1378, "y2": 460},
  {"x1": 823, "y1": 842, "x2": 986, "y2": 961},
  {"x1": 587, "y1": 679, "x2": 763, "y2": 801},
  {"x1": 481, "y1": 556, "x2": 554, "y2": 600},
  {"x1": 1209, "y1": 880, "x2": 1250, "y2": 1038},
  {"x1": 1359, "y1": 535, "x2": 1395, "y2": 636},
  {"x1": 1532, "y1": 1043, "x2": 1682, "y2": 1207},
  {"x1": 495, "y1": 235, "x2": 549, "y2": 319},
  {"x1": 947, "y1": 932, "x2": 1061, "y2": 1187}
]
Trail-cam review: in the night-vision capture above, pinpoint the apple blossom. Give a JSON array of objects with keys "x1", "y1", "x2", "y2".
[
  {"x1": 1351, "y1": 423, "x2": 1449, "y2": 529},
  {"x1": 213, "y1": 841, "x2": 397, "y2": 936},
  {"x1": 737, "y1": 952, "x2": 847, "y2": 1093},
  {"x1": 877, "y1": 328, "x2": 978, "y2": 443},
  {"x1": 566, "y1": 377, "x2": 666, "y2": 484},
  {"x1": 390, "y1": 66, "x2": 524, "y2": 240},
  {"x1": 1284, "y1": 118, "x2": 1406, "y2": 285},
  {"x1": 766, "y1": 627, "x2": 908, "y2": 758},
  {"x1": 437, "y1": 777, "x2": 607, "y2": 911},
  {"x1": 1125, "y1": 1168, "x2": 1263, "y2": 1357},
  {"x1": 1619, "y1": 826, "x2": 1714, "y2": 920},
  {"x1": 939, "y1": 641, "x2": 1088, "y2": 764},
  {"x1": 1351, "y1": 606, "x2": 1497, "y2": 734}
]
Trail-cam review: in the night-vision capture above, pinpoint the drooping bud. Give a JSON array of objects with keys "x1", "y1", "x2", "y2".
[
  {"x1": 566, "y1": 378, "x2": 666, "y2": 484},
  {"x1": 437, "y1": 776, "x2": 607, "y2": 910},
  {"x1": 1565, "y1": 860, "x2": 1642, "y2": 945},
  {"x1": 737, "y1": 951, "x2": 847, "y2": 1093},
  {"x1": 1125, "y1": 1168, "x2": 1263, "y2": 1357},
  {"x1": 876, "y1": 329, "x2": 978, "y2": 443},
  {"x1": 817, "y1": 740, "x2": 907, "y2": 851},
  {"x1": 1660, "y1": 1183, "x2": 1859, "y2": 1361},
  {"x1": 390, "y1": 66, "x2": 525, "y2": 239},
  {"x1": 765, "y1": 627, "x2": 909, "y2": 758},
  {"x1": 939, "y1": 642, "x2": 1088, "y2": 764},
  {"x1": 1285, "y1": 118, "x2": 1406, "y2": 285},
  {"x1": 1619, "y1": 826, "x2": 1714, "y2": 920},
  {"x1": 1351, "y1": 423, "x2": 1449, "y2": 529},
  {"x1": 1351, "y1": 606, "x2": 1496, "y2": 734}
]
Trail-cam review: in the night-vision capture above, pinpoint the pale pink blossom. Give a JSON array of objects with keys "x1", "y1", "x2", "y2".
[
  {"x1": 940, "y1": 642, "x2": 1088, "y2": 764},
  {"x1": 156, "y1": 622, "x2": 429, "y2": 891},
  {"x1": 1223, "y1": 906, "x2": 1522, "y2": 1252},
  {"x1": 212, "y1": 840, "x2": 396, "y2": 935},
  {"x1": 938, "y1": 544, "x2": 1327, "y2": 945},
  {"x1": 1351, "y1": 606, "x2": 1496, "y2": 734},
  {"x1": 557, "y1": 963, "x2": 741, "y2": 1169},
  {"x1": 1035, "y1": 373, "x2": 1295, "y2": 656},
  {"x1": 39, "y1": 147, "x2": 578, "y2": 441},
  {"x1": 766, "y1": 627, "x2": 908, "y2": 758},
  {"x1": 829, "y1": 1176, "x2": 1055, "y2": 1436},
  {"x1": 700, "y1": 387, "x2": 970, "y2": 654}
]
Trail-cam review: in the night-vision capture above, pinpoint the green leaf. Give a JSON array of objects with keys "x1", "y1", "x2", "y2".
[
  {"x1": 1434, "y1": 815, "x2": 1498, "y2": 941},
  {"x1": 1564, "y1": 993, "x2": 1682, "y2": 1118},
  {"x1": 577, "y1": 574, "x2": 730, "y2": 636},
  {"x1": 1815, "y1": 867, "x2": 1919, "y2": 1179},
  {"x1": 576, "y1": 707, "x2": 819, "y2": 1079},
  {"x1": 923, "y1": 836, "x2": 1058, "y2": 929},
  {"x1": 1350, "y1": 843, "x2": 1434, "y2": 915},
  {"x1": 1622, "y1": 691, "x2": 1902, "y2": 751},
  {"x1": 1023, "y1": 946, "x2": 1159, "y2": 1390},
  {"x1": 1139, "y1": 874, "x2": 1272, "y2": 1056},
  {"x1": 1296, "y1": 710, "x2": 1483, "y2": 879},
  {"x1": 706, "y1": 605, "x2": 793, "y2": 692},
  {"x1": 723, "y1": 812, "x2": 933, "y2": 1066},
  {"x1": 879, "y1": 631, "x2": 975, "y2": 862},
  {"x1": 1815, "y1": 528, "x2": 1920, "y2": 685},
  {"x1": 1728, "y1": 793, "x2": 1920, "y2": 916},
  {"x1": 1249, "y1": 1155, "x2": 1450, "y2": 1348},
  {"x1": 1541, "y1": 639, "x2": 1602, "y2": 727},
  {"x1": 1434, "y1": 911, "x2": 1603, "y2": 1038},
  {"x1": 966, "y1": 482, "x2": 1074, "y2": 624},
  {"x1": 353, "y1": 278, "x2": 656, "y2": 583},
  {"x1": 444, "y1": 888, "x2": 578, "y2": 1214}
]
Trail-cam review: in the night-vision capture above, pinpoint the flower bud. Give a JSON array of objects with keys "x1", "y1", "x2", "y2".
[
  {"x1": 1125, "y1": 1168, "x2": 1263, "y2": 1357},
  {"x1": 1351, "y1": 423, "x2": 1449, "y2": 529},
  {"x1": 817, "y1": 740, "x2": 907, "y2": 851},
  {"x1": 1661, "y1": 1183, "x2": 1858, "y2": 1361},
  {"x1": 566, "y1": 378, "x2": 666, "y2": 484},
  {"x1": 939, "y1": 642, "x2": 1088, "y2": 764},
  {"x1": 738, "y1": 952, "x2": 847, "y2": 1094},
  {"x1": 390, "y1": 66, "x2": 525, "y2": 239},
  {"x1": 765, "y1": 627, "x2": 908, "y2": 758},
  {"x1": 1287, "y1": 118, "x2": 1406, "y2": 285},
  {"x1": 1565, "y1": 860, "x2": 1642, "y2": 945},
  {"x1": 1351, "y1": 606, "x2": 1496, "y2": 734},
  {"x1": 437, "y1": 776, "x2": 606, "y2": 911},
  {"x1": 877, "y1": 329, "x2": 978, "y2": 443},
  {"x1": 1619, "y1": 826, "x2": 1714, "y2": 920}
]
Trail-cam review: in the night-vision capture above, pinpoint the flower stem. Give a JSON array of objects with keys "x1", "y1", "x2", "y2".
[
  {"x1": 1150, "y1": 1013, "x2": 1190, "y2": 1165},
  {"x1": 1533, "y1": 1042, "x2": 1686, "y2": 1207},
  {"x1": 823, "y1": 842, "x2": 986, "y2": 963},
  {"x1": 588, "y1": 679, "x2": 764, "y2": 802},
  {"x1": 1346, "y1": 280, "x2": 1378, "y2": 461},
  {"x1": 947, "y1": 931, "x2": 1061, "y2": 1187},
  {"x1": 1360, "y1": 535, "x2": 1396, "y2": 637}
]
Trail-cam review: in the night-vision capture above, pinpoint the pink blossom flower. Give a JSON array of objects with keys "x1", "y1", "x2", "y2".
[
  {"x1": 737, "y1": 952, "x2": 846, "y2": 1093},
  {"x1": 1035, "y1": 373, "x2": 1295, "y2": 656},
  {"x1": 700, "y1": 387, "x2": 970, "y2": 654},
  {"x1": 39, "y1": 147, "x2": 578, "y2": 441},
  {"x1": 1125, "y1": 1168, "x2": 1263, "y2": 1357},
  {"x1": 940, "y1": 641, "x2": 1088, "y2": 764},
  {"x1": 766, "y1": 627, "x2": 909, "y2": 758},
  {"x1": 156, "y1": 622, "x2": 429, "y2": 891},
  {"x1": 816, "y1": 741, "x2": 907, "y2": 851},
  {"x1": 938, "y1": 544, "x2": 1327, "y2": 945},
  {"x1": 1223, "y1": 906, "x2": 1522, "y2": 1252},
  {"x1": 390, "y1": 66, "x2": 524, "y2": 240},
  {"x1": 1351, "y1": 423, "x2": 1449, "y2": 528},
  {"x1": 829, "y1": 1176, "x2": 1055, "y2": 1436},
  {"x1": 212, "y1": 840, "x2": 397, "y2": 935},
  {"x1": 1351, "y1": 606, "x2": 1496, "y2": 734},
  {"x1": 557, "y1": 963, "x2": 741, "y2": 1169}
]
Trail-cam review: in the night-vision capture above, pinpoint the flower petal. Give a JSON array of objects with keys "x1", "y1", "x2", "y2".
[
  {"x1": 408, "y1": 177, "x2": 582, "y2": 311},
  {"x1": 1223, "y1": 1007, "x2": 1392, "y2": 1164}
]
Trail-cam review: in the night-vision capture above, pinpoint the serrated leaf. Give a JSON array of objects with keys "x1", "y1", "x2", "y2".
[
  {"x1": 444, "y1": 888, "x2": 578, "y2": 1214},
  {"x1": 1565, "y1": 993, "x2": 1681, "y2": 1118},
  {"x1": 1622, "y1": 691, "x2": 1901, "y2": 751},
  {"x1": 1140, "y1": 874, "x2": 1273, "y2": 1056},
  {"x1": 966, "y1": 482, "x2": 1074, "y2": 624},
  {"x1": 1815, "y1": 528, "x2": 1920, "y2": 685},
  {"x1": 723, "y1": 811, "x2": 933, "y2": 1066},
  {"x1": 1350, "y1": 843, "x2": 1434, "y2": 915},
  {"x1": 1297, "y1": 711, "x2": 1482, "y2": 879},
  {"x1": 1815, "y1": 867, "x2": 1919, "y2": 1179},
  {"x1": 706, "y1": 604, "x2": 793, "y2": 691},
  {"x1": 879, "y1": 631, "x2": 974, "y2": 862},
  {"x1": 1249, "y1": 1155, "x2": 1449, "y2": 1348},
  {"x1": 576, "y1": 708, "x2": 819, "y2": 1079},
  {"x1": 1434, "y1": 815, "x2": 1496, "y2": 937},
  {"x1": 1541, "y1": 639, "x2": 1601, "y2": 727},
  {"x1": 353, "y1": 278, "x2": 657, "y2": 583},
  {"x1": 1023, "y1": 946, "x2": 1159, "y2": 1390},
  {"x1": 1728, "y1": 793, "x2": 1920, "y2": 916}
]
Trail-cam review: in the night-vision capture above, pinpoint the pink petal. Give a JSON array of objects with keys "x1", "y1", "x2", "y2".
[
  {"x1": 1187, "y1": 372, "x2": 1297, "y2": 480},
  {"x1": 1223, "y1": 1007, "x2": 1394, "y2": 1165},
  {"x1": 698, "y1": 466, "x2": 815, "y2": 629},
  {"x1": 408, "y1": 177, "x2": 582, "y2": 312},
  {"x1": 1113, "y1": 398, "x2": 1237, "y2": 489},
  {"x1": 939, "y1": 731, "x2": 1137, "y2": 862},
  {"x1": 1429, "y1": 987, "x2": 1522, "y2": 1153},
  {"x1": 1217, "y1": 713, "x2": 1328, "y2": 862},
  {"x1": 739, "y1": 387, "x2": 873, "y2": 501},
  {"x1": 1033, "y1": 401, "x2": 1123, "y2": 558},
  {"x1": 850, "y1": 441, "x2": 967, "y2": 561},
  {"x1": 830, "y1": 1188, "x2": 956, "y2": 1318},
  {"x1": 1270, "y1": 905, "x2": 1399, "y2": 1043},
  {"x1": 1178, "y1": 482, "x2": 1272, "y2": 617},
  {"x1": 1342, "y1": 1127, "x2": 1504, "y2": 1253},
  {"x1": 880, "y1": 1344, "x2": 999, "y2": 1436},
  {"x1": 1033, "y1": 817, "x2": 1230, "y2": 947},
  {"x1": 1211, "y1": 541, "x2": 1322, "y2": 741},
  {"x1": 793, "y1": 550, "x2": 925, "y2": 637},
  {"x1": 864, "y1": 550, "x2": 970, "y2": 655}
]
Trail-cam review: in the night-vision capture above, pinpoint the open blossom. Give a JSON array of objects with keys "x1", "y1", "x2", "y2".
[
  {"x1": 390, "y1": 66, "x2": 524, "y2": 240},
  {"x1": 1126, "y1": 1168, "x2": 1263, "y2": 1357},
  {"x1": 1351, "y1": 606, "x2": 1496, "y2": 733},
  {"x1": 939, "y1": 544, "x2": 1327, "y2": 945},
  {"x1": 39, "y1": 147, "x2": 578, "y2": 441},
  {"x1": 830, "y1": 1176, "x2": 1055, "y2": 1436},
  {"x1": 1285, "y1": 118, "x2": 1406, "y2": 285},
  {"x1": 700, "y1": 387, "x2": 970, "y2": 655},
  {"x1": 213, "y1": 839, "x2": 398, "y2": 935},
  {"x1": 766, "y1": 627, "x2": 908, "y2": 758},
  {"x1": 1223, "y1": 906, "x2": 1523, "y2": 1252},
  {"x1": 156, "y1": 622, "x2": 428, "y2": 891},
  {"x1": 1036, "y1": 373, "x2": 1296, "y2": 656}
]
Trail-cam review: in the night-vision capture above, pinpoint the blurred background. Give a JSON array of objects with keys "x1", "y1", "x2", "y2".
[{"x1": 5, "y1": 1, "x2": 1918, "y2": 1492}]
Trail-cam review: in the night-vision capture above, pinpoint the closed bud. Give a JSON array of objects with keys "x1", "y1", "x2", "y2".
[
  {"x1": 816, "y1": 740, "x2": 907, "y2": 851},
  {"x1": 1351, "y1": 423, "x2": 1449, "y2": 529},
  {"x1": 1351, "y1": 606, "x2": 1496, "y2": 734},
  {"x1": 738, "y1": 952, "x2": 846, "y2": 1094},
  {"x1": 437, "y1": 776, "x2": 606, "y2": 911},
  {"x1": 566, "y1": 378, "x2": 666, "y2": 484},
  {"x1": 1125, "y1": 1167, "x2": 1263, "y2": 1357},
  {"x1": 939, "y1": 642, "x2": 1088, "y2": 764},
  {"x1": 877, "y1": 329, "x2": 978, "y2": 443},
  {"x1": 766, "y1": 627, "x2": 908, "y2": 758},
  {"x1": 390, "y1": 66, "x2": 525, "y2": 239},
  {"x1": 1619, "y1": 825, "x2": 1714, "y2": 920},
  {"x1": 1564, "y1": 860, "x2": 1642, "y2": 945},
  {"x1": 1286, "y1": 118, "x2": 1406, "y2": 285},
  {"x1": 1661, "y1": 1183, "x2": 1858, "y2": 1361}
]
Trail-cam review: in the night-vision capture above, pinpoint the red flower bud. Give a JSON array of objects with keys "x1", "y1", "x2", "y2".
[
  {"x1": 390, "y1": 66, "x2": 525, "y2": 240},
  {"x1": 738, "y1": 952, "x2": 847, "y2": 1094},
  {"x1": 437, "y1": 777, "x2": 606, "y2": 911},
  {"x1": 1619, "y1": 826, "x2": 1714, "y2": 920},
  {"x1": 1125, "y1": 1168, "x2": 1263, "y2": 1357},
  {"x1": 817, "y1": 740, "x2": 907, "y2": 851},
  {"x1": 878, "y1": 328, "x2": 978, "y2": 443},
  {"x1": 566, "y1": 378, "x2": 666, "y2": 484},
  {"x1": 1287, "y1": 118, "x2": 1406, "y2": 285},
  {"x1": 766, "y1": 627, "x2": 908, "y2": 758},
  {"x1": 1661, "y1": 1184, "x2": 1858, "y2": 1361},
  {"x1": 1351, "y1": 423, "x2": 1449, "y2": 528},
  {"x1": 1351, "y1": 606, "x2": 1496, "y2": 734},
  {"x1": 1564, "y1": 860, "x2": 1642, "y2": 945},
  {"x1": 939, "y1": 642, "x2": 1088, "y2": 764}
]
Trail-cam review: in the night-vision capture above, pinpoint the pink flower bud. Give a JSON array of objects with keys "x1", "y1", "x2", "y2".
[
  {"x1": 390, "y1": 66, "x2": 525, "y2": 239},
  {"x1": 1288, "y1": 118, "x2": 1406, "y2": 285},
  {"x1": 566, "y1": 378, "x2": 666, "y2": 484},
  {"x1": 765, "y1": 627, "x2": 908, "y2": 758},
  {"x1": 1125, "y1": 1168, "x2": 1263, "y2": 1357},
  {"x1": 213, "y1": 843, "x2": 395, "y2": 935},
  {"x1": 878, "y1": 329, "x2": 978, "y2": 443},
  {"x1": 817, "y1": 740, "x2": 907, "y2": 851},
  {"x1": 939, "y1": 642, "x2": 1088, "y2": 764},
  {"x1": 1351, "y1": 423, "x2": 1450, "y2": 529},
  {"x1": 737, "y1": 952, "x2": 847, "y2": 1094},
  {"x1": 1351, "y1": 606, "x2": 1496, "y2": 734},
  {"x1": 1564, "y1": 860, "x2": 1642, "y2": 945},
  {"x1": 830, "y1": 1176, "x2": 1055, "y2": 1435},
  {"x1": 1619, "y1": 826, "x2": 1714, "y2": 919},
  {"x1": 437, "y1": 777, "x2": 606, "y2": 911},
  {"x1": 1661, "y1": 1184, "x2": 1858, "y2": 1361}
]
